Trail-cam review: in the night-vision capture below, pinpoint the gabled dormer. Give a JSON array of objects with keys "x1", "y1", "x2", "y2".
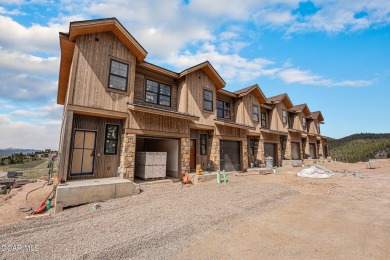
[
  {"x1": 308, "y1": 111, "x2": 325, "y2": 135},
  {"x1": 266, "y1": 93, "x2": 294, "y2": 132},
  {"x1": 290, "y1": 103, "x2": 311, "y2": 132}
]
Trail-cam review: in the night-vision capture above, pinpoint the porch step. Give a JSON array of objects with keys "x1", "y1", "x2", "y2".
[
  {"x1": 246, "y1": 168, "x2": 274, "y2": 175},
  {"x1": 55, "y1": 177, "x2": 140, "y2": 212}
]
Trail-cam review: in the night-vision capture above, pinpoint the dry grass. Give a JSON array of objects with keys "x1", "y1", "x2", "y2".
[{"x1": 0, "y1": 159, "x2": 50, "y2": 179}]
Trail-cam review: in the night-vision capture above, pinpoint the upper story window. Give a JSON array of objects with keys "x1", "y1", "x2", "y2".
[
  {"x1": 109, "y1": 60, "x2": 129, "y2": 92},
  {"x1": 203, "y1": 90, "x2": 213, "y2": 111},
  {"x1": 288, "y1": 114, "x2": 293, "y2": 128},
  {"x1": 317, "y1": 122, "x2": 321, "y2": 134},
  {"x1": 261, "y1": 112, "x2": 267, "y2": 127},
  {"x1": 282, "y1": 110, "x2": 287, "y2": 125},
  {"x1": 217, "y1": 100, "x2": 231, "y2": 119},
  {"x1": 145, "y1": 79, "x2": 171, "y2": 107},
  {"x1": 252, "y1": 105, "x2": 259, "y2": 122},
  {"x1": 302, "y1": 117, "x2": 306, "y2": 129}
]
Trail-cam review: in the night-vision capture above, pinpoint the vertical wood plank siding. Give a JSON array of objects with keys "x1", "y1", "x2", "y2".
[
  {"x1": 72, "y1": 32, "x2": 136, "y2": 112},
  {"x1": 68, "y1": 114, "x2": 123, "y2": 180}
]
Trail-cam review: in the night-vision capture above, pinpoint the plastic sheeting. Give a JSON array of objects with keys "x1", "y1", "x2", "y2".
[{"x1": 296, "y1": 165, "x2": 334, "y2": 179}]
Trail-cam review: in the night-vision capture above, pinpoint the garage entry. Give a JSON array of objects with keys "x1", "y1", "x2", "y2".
[
  {"x1": 220, "y1": 140, "x2": 241, "y2": 172},
  {"x1": 135, "y1": 137, "x2": 179, "y2": 179},
  {"x1": 291, "y1": 142, "x2": 301, "y2": 160},
  {"x1": 264, "y1": 143, "x2": 277, "y2": 167},
  {"x1": 309, "y1": 143, "x2": 317, "y2": 159}
]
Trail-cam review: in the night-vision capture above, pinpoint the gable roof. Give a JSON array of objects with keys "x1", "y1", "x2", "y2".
[
  {"x1": 309, "y1": 111, "x2": 324, "y2": 122},
  {"x1": 180, "y1": 61, "x2": 226, "y2": 89},
  {"x1": 234, "y1": 84, "x2": 267, "y2": 103},
  {"x1": 291, "y1": 103, "x2": 311, "y2": 116},
  {"x1": 57, "y1": 18, "x2": 148, "y2": 105},
  {"x1": 266, "y1": 93, "x2": 293, "y2": 108}
]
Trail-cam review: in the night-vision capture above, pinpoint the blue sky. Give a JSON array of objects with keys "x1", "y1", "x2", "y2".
[{"x1": 0, "y1": 0, "x2": 389, "y2": 149}]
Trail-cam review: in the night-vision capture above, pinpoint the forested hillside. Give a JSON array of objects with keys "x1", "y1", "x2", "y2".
[{"x1": 329, "y1": 133, "x2": 390, "y2": 163}]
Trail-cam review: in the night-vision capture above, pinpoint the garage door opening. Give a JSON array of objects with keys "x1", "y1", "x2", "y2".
[
  {"x1": 291, "y1": 142, "x2": 301, "y2": 160},
  {"x1": 220, "y1": 140, "x2": 241, "y2": 172},
  {"x1": 264, "y1": 143, "x2": 277, "y2": 167},
  {"x1": 135, "y1": 137, "x2": 179, "y2": 179}
]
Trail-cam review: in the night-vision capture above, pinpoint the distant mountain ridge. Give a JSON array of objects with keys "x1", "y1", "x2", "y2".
[
  {"x1": 329, "y1": 133, "x2": 390, "y2": 163},
  {"x1": 0, "y1": 147, "x2": 42, "y2": 157}
]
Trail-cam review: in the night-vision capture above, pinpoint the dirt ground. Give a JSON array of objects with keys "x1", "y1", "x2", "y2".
[
  {"x1": 179, "y1": 159, "x2": 390, "y2": 259},
  {"x1": 0, "y1": 181, "x2": 52, "y2": 226},
  {"x1": 0, "y1": 159, "x2": 389, "y2": 259}
]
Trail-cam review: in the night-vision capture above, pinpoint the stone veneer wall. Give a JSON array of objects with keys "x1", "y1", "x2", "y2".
[
  {"x1": 242, "y1": 139, "x2": 248, "y2": 171},
  {"x1": 255, "y1": 139, "x2": 264, "y2": 164},
  {"x1": 120, "y1": 133, "x2": 136, "y2": 180},
  {"x1": 180, "y1": 137, "x2": 190, "y2": 177},
  {"x1": 277, "y1": 143, "x2": 282, "y2": 167},
  {"x1": 303, "y1": 139, "x2": 309, "y2": 159},
  {"x1": 208, "y1": 135, "x2": 220, "y2": 171},
  {"x1": 284, "y1": 140, "x2": 292, "y2": 160},
  {"x1": 318, "y1": 141, "x2": 323, "y2": 159}
]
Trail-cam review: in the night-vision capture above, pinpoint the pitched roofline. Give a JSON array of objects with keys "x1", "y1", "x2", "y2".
[
  {"x1": 291, "y1": 103, "x2": 311, "y2": 116},
  {"x1": 309, "y1": 111, "x2": 325, "y2": 122},
  {"x1": 180, "y1": 61, "x2": 226, "y2": 89},
  {"x1": 235, "y1": 84, "x2": 267, "y2": 103},
  {"x1": 267, "y1": 93, "x2": 293, "y2": 108}
]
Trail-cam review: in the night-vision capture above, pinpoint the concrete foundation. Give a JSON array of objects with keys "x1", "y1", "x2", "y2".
[{"x1": 55, "y1": 177, "x2": 140, "y2": 212}]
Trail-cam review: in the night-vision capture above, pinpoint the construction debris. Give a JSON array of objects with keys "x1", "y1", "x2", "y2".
[
  {"x1": 296, "y1": 166, "x2": 334, "y2": 179},
  {"x1": 366, "y1": 160, "x2": 380, "y2": 169}
]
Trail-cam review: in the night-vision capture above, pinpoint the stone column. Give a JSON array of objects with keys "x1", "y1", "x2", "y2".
[
  {"x1": 208, "y1": 135, "x2": 220, "y2": 171},
  {"x1": 318, "y1": 141, "x2": 323, "y2": 159},
  {"x1": 277, "y1": 143, "x2": 282, "y2": 167},
  {"x1": 180, "y1": 137, "x2": 190, "y2": 178},
  {"x1": 242, "y1": 139, "x2": 248, "y2": 171},
  {"x1": 120, "y1": 132, "x2": 136, "y2": 180},
  {"x1": 255, "y1": 139, "x2": 264, "y2": 164},
  {"x1": 284, "y1": 140, "x2": 292, "y2": 160},
  {"x1": 303, "y1": 138, "x2": 309, "y2": 159}
]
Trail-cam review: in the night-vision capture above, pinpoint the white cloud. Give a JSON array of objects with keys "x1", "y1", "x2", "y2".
[
  {"x1": 0, "y1": 114, "x2": 11, "y2": 125},
  {"x1": 0, "y1": 7, "x2": 26, "y2": 15},
  {"x1": 165, "y1": 42, "x2": 279, "y2": 82},
  {"x1": 0, "y1": 15, "x2": 66, "y2": 55},
  {"x1": 278, "y1": 68, "x2": 373, "y2": 87},
  {"x1": 0, "y1": 48, "x2": 59, "y2": 75},
  {"x1": 0, "y1": 120, "x2": 60, "y2": 150},
  {"x1": 0, "y1": 73, "x2": 57, "y2": 101}
]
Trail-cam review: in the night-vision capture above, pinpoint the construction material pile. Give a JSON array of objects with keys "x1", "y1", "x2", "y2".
[{"x1": 297, "y1": 165, "x2": 334, "y2": 179}]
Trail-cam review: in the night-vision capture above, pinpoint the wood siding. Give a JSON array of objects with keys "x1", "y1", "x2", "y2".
[
  {"x1": 185, "y1": 70, "x2": 216, "y2": 125},
  {"x1": 72, "y1": 32, "x2": 136, "y2": 112},
  {"x1": 69, "y1": 114, "x2": 123, "y2": 180},
  {"x1": 134, "y1": 67, "x2": 179, "y2": 110},
  {"x1": 128, "y1": 111, "x2": 190, "y2": 136}
]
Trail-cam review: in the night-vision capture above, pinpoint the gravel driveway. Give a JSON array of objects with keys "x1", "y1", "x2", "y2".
[{"x1": 0, "y1": 175, "x2": 296, "y2": 259}]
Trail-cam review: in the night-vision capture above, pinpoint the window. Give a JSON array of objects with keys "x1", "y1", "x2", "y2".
[
  {"x1": 249, "y1": 138, "x2": 255, "y2": 155},
  {"x1": 302, "y1": 117, "x2": 306, "y2": 129},
  {"x1": 252, "y1": 105, "x2": 259, "y2": 122},
  {"x1": 200, "y1": 134, "x2": 207, "y2": 155},
  {"x1": 217, "y1": 100, "x2": 231, "y2": 119},
  {"x1": 282, "y1": 110, "x2": 287, "y2": 124},
  {"x1": 203, "y1": 90, "x2": 213, "y2": 111},
  {"x1": 261, "y1": 112, "x2": 267, "y2": 127},
  {"x1": 317, "y1": 122, "x2": 321, "y2": 134},
  {"x1": 145, "y1": 80, "x2": 171, "y2": 107},
  {"x1": 104, "y1": 124, "x2": 119, "y2": 155},
  {"x1": 108, "y1": 60, "x2": 128, "y2": 92}
]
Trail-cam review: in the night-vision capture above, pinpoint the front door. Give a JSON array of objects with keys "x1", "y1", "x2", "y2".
[
  {"x1": 70, "y1": 130, "x2": 96, "y2": 176},
  {"x1": 190, "y1": 139, "x2": 196, "y2": 170}
]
